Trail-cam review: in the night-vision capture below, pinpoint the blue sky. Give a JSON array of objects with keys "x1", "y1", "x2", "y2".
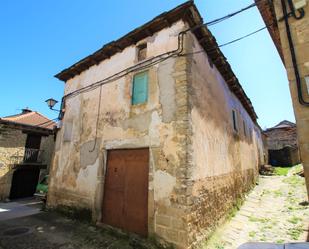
[{"x1": 0, "y1": 0, "x2": 294, "y2": 129}]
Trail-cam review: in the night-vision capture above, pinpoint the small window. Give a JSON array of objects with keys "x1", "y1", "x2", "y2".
[
  {"x1": 248, "y1": 128, "x2": 252, "y2": 142},
  {"x1": 132, "y1": 72, "x2": 148, "y2": 105},
  {"x1": 243, "y1": 120, "x2": 247, "y2": 137},
  {"x1": 232, "y1": 110, "x2": 238, "y2": 132},
  {"x1": 137, "y1": 43, "x2": 147, "y2": 61}
]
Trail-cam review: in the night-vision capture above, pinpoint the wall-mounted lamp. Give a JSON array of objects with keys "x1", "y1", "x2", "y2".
[{"x1": 45, "y1": 98, "x2": 60, "y2": 112}]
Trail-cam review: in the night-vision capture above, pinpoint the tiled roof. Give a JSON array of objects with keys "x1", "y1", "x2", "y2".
[
  {"x1": 265, "y1": 120, "x2": 296, "y2": 131},
  {"x1": 273, "y1": 120, "x2": 296, "y2": 129},
  {"x1": 2, "y1": 110, "x2": 56, "y2": 130}
]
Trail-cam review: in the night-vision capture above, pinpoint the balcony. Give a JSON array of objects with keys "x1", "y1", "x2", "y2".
[{"x1": 10, "y1": 148, "x2": 44, "y2": 166}]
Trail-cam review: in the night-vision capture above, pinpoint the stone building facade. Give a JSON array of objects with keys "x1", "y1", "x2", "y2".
[
  {"x1": 49, "y1": 2, "x2": 265, "y2": 248},
  {"x1": 257, "y1": 0, "x2": 309, "y2": 195},
  {"x1": 0, "y1": 110, "x2": 55, "y2": 200},
  {"x1": 264, "y1": 120, "x2": 300, "y2": 166}
]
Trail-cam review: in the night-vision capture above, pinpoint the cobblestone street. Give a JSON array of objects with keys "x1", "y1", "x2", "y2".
[{"x1": 205, "y1": 168, "x2": 309, "y2": 249}]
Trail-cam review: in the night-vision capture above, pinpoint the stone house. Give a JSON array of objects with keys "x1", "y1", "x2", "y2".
[
  {"x1": 264, "y1": 120, "x2": 300, "y2": 166},
  {"x1": 0, "y1": 109, "x2": 55, "y2": 200},
  {"x1": 256, "y1": 0, "x2": 309, "y2": 196},
  {"x1": 48, "y1": 2, "x2": 265, "y2": 248}
]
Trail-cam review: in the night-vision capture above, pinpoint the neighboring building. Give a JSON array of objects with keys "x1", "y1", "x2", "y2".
[
  {"x1": 48, "y1": 2, "x2": 265, "y2": 248},
  {"x1": 256, "y1": 0, "x2": 309, "y2": 196},
  {"x1": 0, "y1": 109, "x2": 55, "y2": 200},
  {"x1": 264, "y1": 120, "x2": 300, "y2": 166}
]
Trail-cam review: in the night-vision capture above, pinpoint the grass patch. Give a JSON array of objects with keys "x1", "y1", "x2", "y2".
[
  {"x1": 288, "y1": 216, "x2": 302, "y2": 225},
  {"x1": 273, "y1": 190, "x2": 284, "y2": 197},
  {"x1": 249, "y1": 216, "x2": 270, "y2": 223},
  {"x1": 288, "y1": 225, "x2": 303, "y2": 240},
  {"x1": 260, "y1": 234, "x2": 267, "y2": 241},
  {"x1": 283, "y1": 176, "x2": 304, "y2": 187},
  {"x1": 273, "y1": 167, "x2": 291, "y2": 176},
  {"x1": 227, "y1": 198, "x2": 244, "y2": 219},
  {"x1": 215, "y1": 243, "x2": 225, "y2": 249},
  {"x1": 249, "y1": 231, "x2": 256, "y2": 238}
]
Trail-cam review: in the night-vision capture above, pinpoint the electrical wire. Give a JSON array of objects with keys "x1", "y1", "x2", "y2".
[
  {"x1": 60, "y1": 1, "x2": 266, "y2": 103},
  {"x1": 0, "y1": 117, "x2": 59, "y2": 131},
  {"x1": 58, "y1": 0, "x2": 273, "y2": 121},
  {"x1": 64, "y1": 33, "x2": 185, "y2": 101},
  {"x1": 33, "y1": 118, "x2": 59, "y2": 128},
  {"x1": 89, "y1": 85, "x2": 102, "y2": 152},
  {"x1": 183, "y1": 0, "x2": 262, "y2": 34},
  {"x1": 281, "y1": 0, "x2": 309, "y2": 106},
  {"x1": 207, "y1": 2, "x2": 257, "y2": 26},
  {"x1": 62, "y1": 23, "x2": 269, "y2": 102},
  {"x1": 179, "y1": 25, "x2": 268, "y2": 57}
]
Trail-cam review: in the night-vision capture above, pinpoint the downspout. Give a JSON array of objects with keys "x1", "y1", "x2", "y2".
[{"x1": 280, "y1": 0, "x2": 309, "y2": 106}]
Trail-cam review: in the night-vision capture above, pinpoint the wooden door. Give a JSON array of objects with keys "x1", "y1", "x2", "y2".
[{"x1": 102, "y1": 148, "x2": 149, "y2": 236}]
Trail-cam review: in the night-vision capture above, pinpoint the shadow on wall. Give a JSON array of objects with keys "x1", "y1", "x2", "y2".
[
  {"x1": 0, "y1": 166, "x2": 40, "y2": 201},
  {"x1": 269, "y1": 146, "x2": 301, "y2": 167},
  {"x1": 0, "y1": 168, "x2": 14, "y2": 200}
]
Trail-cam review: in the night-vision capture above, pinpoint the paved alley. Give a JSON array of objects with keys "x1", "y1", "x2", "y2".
[
  {"x1": 205, "y1": 170, "x2": 309, "y2": 248},
  {"x1": 0, "y1": 211, "x2": 163, "y2": 249},
  {"x1": 0, "y1": 198, "x2": 42, "y2": 222}
]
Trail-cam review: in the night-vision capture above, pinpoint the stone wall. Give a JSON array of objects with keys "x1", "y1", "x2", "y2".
[
  {"x1": 265, "y1": 127, "x2": 298, "y2": 150},
  {"x1": 272, "y1": 0, "x2": 309, "y2": 196},
  {"x1": 265, "y1": 126, "x2": 300, "y2": 166},
  {"x1": 185, "y1": 31, "x2": 264, "y2": 247},
  {"x1": 0, "y1": 124, "x2": 55, "y2": 200},
  {"x1": 0, "y1": 125, "x2": 27, "y2": 200}
]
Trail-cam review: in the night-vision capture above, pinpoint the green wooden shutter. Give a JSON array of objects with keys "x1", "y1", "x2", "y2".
[{"x1": 132, "y1": 72, "x2": 148, "y2": 105}]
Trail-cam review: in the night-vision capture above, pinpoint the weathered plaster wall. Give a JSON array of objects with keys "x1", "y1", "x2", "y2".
[
  {"x1": 185, "y1": 32, "x2": 264, "y2": 247},
  {"x1": 48, "y1": 20, "x2": 191, "y2": 248},
  {"x1": 272, "y1": 0, "x2": 309, "y2": 196},
  {"x1": 48, "y1": 19, "x2": 264, "y2": 248},
  {"x1": 0, "y1": 126, "x2": 26, "y2": 200}
]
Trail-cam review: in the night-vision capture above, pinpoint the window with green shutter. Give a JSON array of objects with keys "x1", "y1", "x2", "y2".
[{"x1": 132, "y1": 72, "x2": 148, "y2": 105}]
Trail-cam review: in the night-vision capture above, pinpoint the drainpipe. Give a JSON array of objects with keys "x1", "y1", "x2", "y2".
[{"x1": 280, "y1": 0, "x2": 309, "y2": 106}]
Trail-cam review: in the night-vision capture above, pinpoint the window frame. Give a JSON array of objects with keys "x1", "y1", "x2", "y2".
[
  {"x1": 131, "y1": 71, "x2": 149, "y2": 105},
  {"x1": 137, "y1": 43, "x2": 147, "y2": 62},
  {"x1": 243, "y1": 120, "x2": 247, "y2": 137},
  {"x1": 232, "y1": 109, "x2": 238, "y2": 133}
]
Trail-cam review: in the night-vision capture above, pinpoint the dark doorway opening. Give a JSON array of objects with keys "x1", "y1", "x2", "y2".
[{"x1": 9, "y1": 167, "x2": 40, "y2": 199}]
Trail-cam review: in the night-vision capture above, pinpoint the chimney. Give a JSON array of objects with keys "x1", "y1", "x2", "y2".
[{"x1": 21, "y1": 108, "x2": 32, "y2": 114}]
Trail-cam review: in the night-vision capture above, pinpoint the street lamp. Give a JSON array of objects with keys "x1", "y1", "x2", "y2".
[{"x1": 45, "y1": 98, "x2": 59, "y2": 111}]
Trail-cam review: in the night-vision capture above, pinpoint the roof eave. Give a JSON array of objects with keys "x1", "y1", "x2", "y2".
[
  {"x1": 55, "y1": 0, "x2": 195, "y2": 82},
  {"x1": 0, "y1": 119, "x2": 55, "y2": 135},
  {"x1": 255, "y1": 0, "x2": 285, "y2": 64},
  {"x1": 54, "y1": 0, "x2": 258, "y2": 122}
]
